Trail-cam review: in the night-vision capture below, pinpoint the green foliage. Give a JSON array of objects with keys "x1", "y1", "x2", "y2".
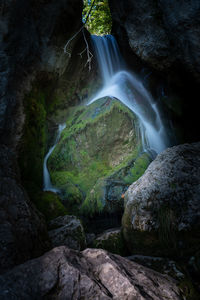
[
  {"x1": 83, "y1": 0, "x2": 112, "y2": 35},
  {"x1": 34, "y1": 191, "x2": 68, "y2": 222}
]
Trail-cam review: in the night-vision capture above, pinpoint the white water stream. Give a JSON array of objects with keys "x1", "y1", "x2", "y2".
[
  {"x1": 43, "y1": 124, "x2": 66, "y2": 192},
  {"x1": 88, "y1": 35, "x2": 171, "y2": 155},
  {"x1": 43, "y1": 35, "x2": 171, "y2": 191}
]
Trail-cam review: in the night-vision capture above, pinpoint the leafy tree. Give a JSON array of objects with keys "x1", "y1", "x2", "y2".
[{"x1": 83, "y1": 0, "x2": 112, "y2": 35}]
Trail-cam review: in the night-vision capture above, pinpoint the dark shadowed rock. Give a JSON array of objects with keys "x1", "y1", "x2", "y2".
[
  {"x1": 93, "y1": 227, "x2": 127, "y2": 255},
  {"x1": 109, "y1": 0, "x2": 200, "y2": 80},
  {"x1": 0, "y1": 145, "x2": 50, "y2": 274},
  {"x1": 0, "y1": 0, "x2": 83, "y2": 147},
  {"x1": 0, "y1": 246, "x2": 184, "y2": 300},
  {"x1": 48, "y1": 215, "x2": 86, "y2": 250},
  {"x1": 122, "y1": 142, "x2": 200, "y2": 257}
]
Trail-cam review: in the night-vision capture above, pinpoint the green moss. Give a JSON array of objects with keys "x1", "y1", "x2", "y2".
[
  {"x1": 48, "y1": 98, "x2": 149, "y2": 216},
  {"x1": 33, "y1": 191, "x2": 68, "y2": 222},
  {"x1": 80, "y1": 179, "x2": 105, "y2": 216},
  {"x1": 124, "y1": 152, "x2": 151, "y2": 184},
  {"x1": 18, "y1": 88, "x2": 47, "y2": 190}
]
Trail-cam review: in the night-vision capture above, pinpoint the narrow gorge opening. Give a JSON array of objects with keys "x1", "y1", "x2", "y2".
[
  {"x1": 1, "y1": 0, "x2": 200, "y2": 297},
  {"x1": 42, "y1": 8, "x2": 173, "y2": 234}
]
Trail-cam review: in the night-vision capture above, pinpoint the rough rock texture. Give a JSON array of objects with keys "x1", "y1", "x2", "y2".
[
  {"x1": 48, "y1": 97, "x2": 151, "y2": 216},
  {"x1": 0, "y1": 246, "x2": 184, "y2": 300},
  {"x1": 108, "y1": 0, "x2": 200, "y2": 143},
  {"x1": 0, "y1": 145, "x2": 50, "y2": 274},
  {"x1": 109, "y1": 0, "x2": 200, "y2": 78},
  {"x1": 0, "y1": 0, "x2": 83, "y2": 147},
  {"x1": 122, "y1": 142, "x2": 200, "y2": 257},
  {"x1": 48, "y1": 215, "x2": 86, "y2": 250},
  {"x1": 0, "y1": 0, "x2": 82, "y2": 273}
]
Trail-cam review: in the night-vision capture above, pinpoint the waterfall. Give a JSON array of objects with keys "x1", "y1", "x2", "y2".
[
  {"x1": 43, "y1": 124, "x2": 66, "y2": 192},
  {"x1": 88, "y1": 35, "x2": 171, "y2": 155}
]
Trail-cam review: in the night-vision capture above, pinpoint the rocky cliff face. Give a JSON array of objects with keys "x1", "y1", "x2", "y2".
[
  {"x1": 0, "y1": 0, "x2": 83, "y2": 273},
  {"x1": 108, "y1": 0, "x2": 200, "y2": 143},
  {"x1": 109, "y1": 0, "x2": 200, "y2": 78}
]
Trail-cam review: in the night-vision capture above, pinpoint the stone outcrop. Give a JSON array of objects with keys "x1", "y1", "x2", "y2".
[
  {"x1": 122, "y1": 142, "x2": 200, "y2": 257},
  {"x1": 48, "y1": 215, "x2": 86, "y2": 250},
  {"x1": 109, "y1": 0, "x2": 200, "y2": 79},
  {"x1": 0, "y1": 0, "x2": 83, "y2": 273},
  {"x1": 48, "y1": 97, "x2": 151, "y2": 216},
  {"x1": 0, "y1": 246, "x2": 184, "y2": 300},
  {"x1": 0, "y1": 0, "x2": 83, "y2": 148},
  {"x1": 0, "y1": 145, "x2": 50, "y2": 274}
]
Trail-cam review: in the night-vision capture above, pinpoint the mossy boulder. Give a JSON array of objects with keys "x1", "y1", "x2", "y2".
[
  {"x1": 33, "y1": 191, "x2": 68, "y2": 222},
  {"x1": 48, "y1": 97, "x2": 152, "y2": 216},
  {"x1": 122, "y1": 142, "x2": 200, "y2": 258}
]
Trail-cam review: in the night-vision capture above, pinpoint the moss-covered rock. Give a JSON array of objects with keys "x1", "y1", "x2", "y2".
[
  {"x1": 33, "y1": 191, "x2": 68, "y2": 222},
  {"x1": 18, "y1": 87, "x2": 47, "y2": 189},
  {"x1": 48, "y1": 97, "x2": 151, "y2": 216}
]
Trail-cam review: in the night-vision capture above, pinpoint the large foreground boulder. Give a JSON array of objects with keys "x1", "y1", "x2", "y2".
[
  {"x1": 122, "y1": 142, "x2": 200, "y2": 257},
  {"x1": 0, "y1": 246, "x2": 184, "y2": 300}
]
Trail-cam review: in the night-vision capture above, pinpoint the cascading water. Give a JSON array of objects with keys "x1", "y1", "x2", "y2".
[
  {"x1": 43, "y1": 124, "x2": 66, "y2": 192},
  {"x1": 88, "y1": 35, "x2": 171, "y2": 155}
]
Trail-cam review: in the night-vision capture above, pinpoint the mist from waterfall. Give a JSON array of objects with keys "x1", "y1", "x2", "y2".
[{"x1": 88, "y1": 35, "x2": 171, "y2": 155}]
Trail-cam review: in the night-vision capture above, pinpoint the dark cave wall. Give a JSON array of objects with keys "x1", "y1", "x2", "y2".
[
  {"x1": 108, "y1": 0, "x2": 200, "y2": 143},
  {"x1": 0, "y1": 0, "x2": 85, "y2": 273}
]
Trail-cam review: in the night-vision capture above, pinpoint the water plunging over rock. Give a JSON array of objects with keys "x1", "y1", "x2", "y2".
[
  {"x1": 43, "y1": 124, "x2": 66, "y2": 192},
  {"x1": 88, "y1": 35, "x2": 171, "y2": 155}
]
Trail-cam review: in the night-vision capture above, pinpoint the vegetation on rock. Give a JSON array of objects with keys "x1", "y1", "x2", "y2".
[{"x1": 48, "y1": 98, "x2": 151, "y2": 216}]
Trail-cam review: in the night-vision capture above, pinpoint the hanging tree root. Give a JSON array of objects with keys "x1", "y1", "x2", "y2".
[{"x1": 63, "y1": 0, "x2": 95, "y2": 70}]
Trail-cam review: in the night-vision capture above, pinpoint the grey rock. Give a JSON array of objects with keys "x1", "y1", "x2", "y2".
[
  {"x1": 122, "y1": 142, "x2": 200, "y2": 256},
  {"x1": 109, "y1": 0, "x2": 200, "y2": 80},
  {"x1": 0, "y1": 246, "x2": 183, "y2": 300},
  {"x1": 48, "y1": 215, "x2": 86, "y2": 250}
]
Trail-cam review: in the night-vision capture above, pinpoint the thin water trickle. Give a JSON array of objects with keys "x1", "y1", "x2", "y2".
[
  {"x1": 88, "y1": 35, "x2": 171, "y2": 155},
  {"x1": 43, "y1": 124, "x2": 66, "y2": 192}
]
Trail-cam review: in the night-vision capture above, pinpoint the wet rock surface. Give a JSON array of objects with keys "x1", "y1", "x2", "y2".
[
  {"x1": 48, "y1": 98, "x2": 151, "y2": 216},
  {"x1": 122, "y1": 142, "x2": 200, "y2": 256},
  {"x1": 48, "y1": 215, "x2": 86, "y2": 250},
  {"x1": 0, "y1": 246, "x2": 184, "y2": 300}
]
